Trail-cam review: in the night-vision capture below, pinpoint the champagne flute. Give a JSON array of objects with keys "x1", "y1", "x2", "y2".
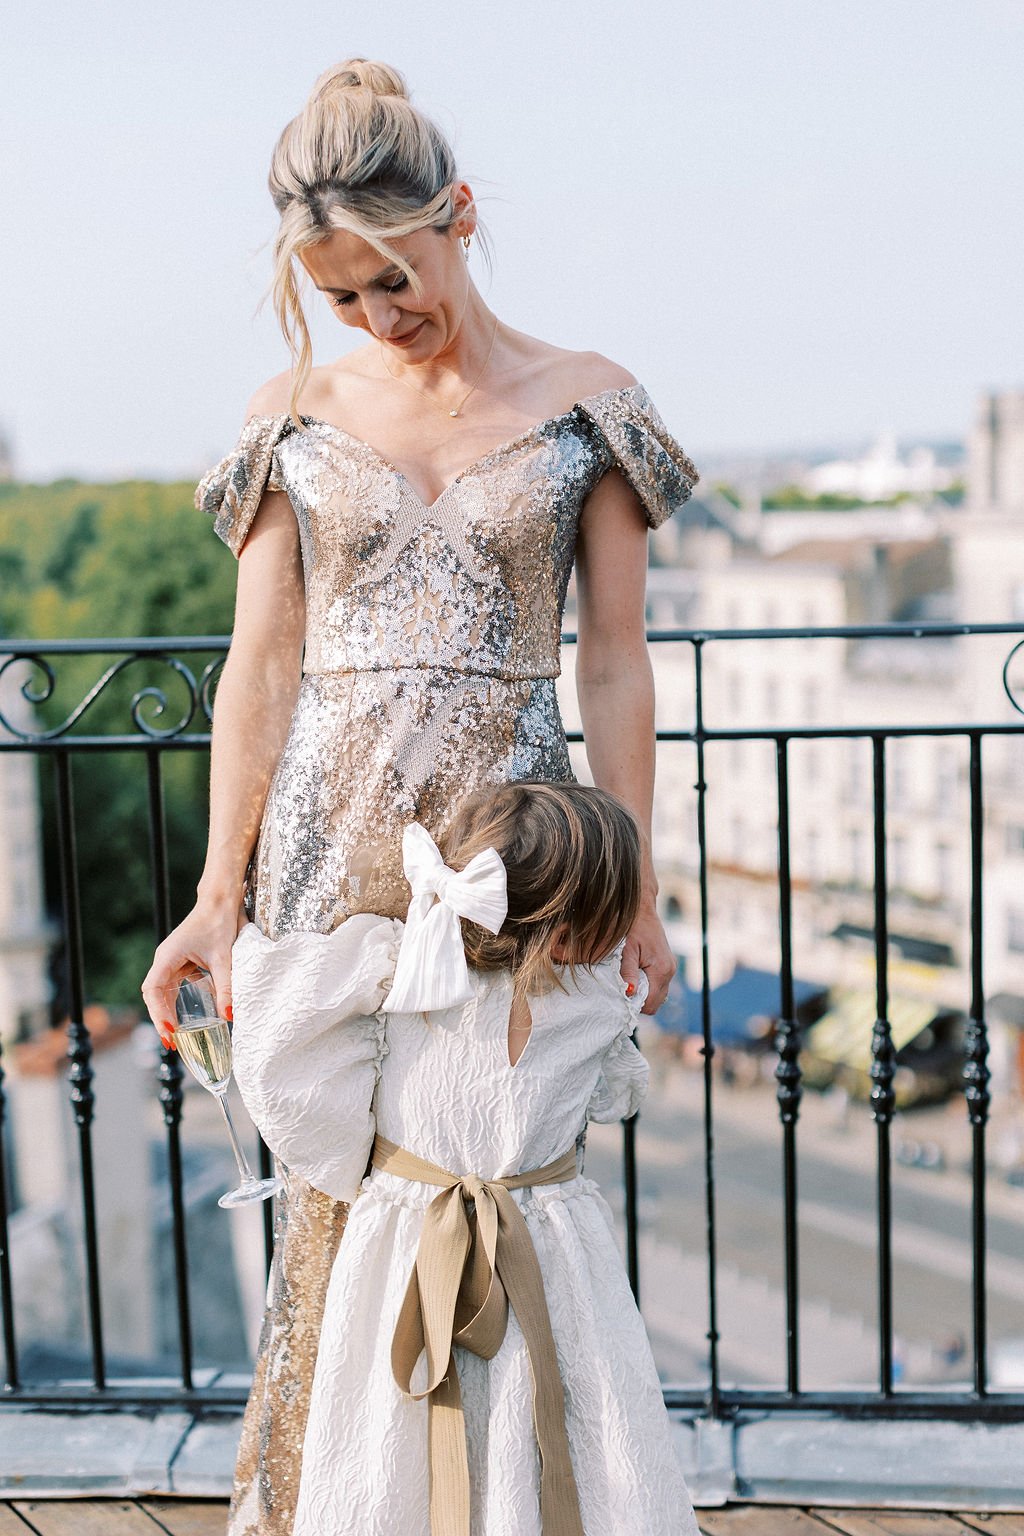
[{"x1": 174, "y1": 967, "x2": 283, "y2": 1208}]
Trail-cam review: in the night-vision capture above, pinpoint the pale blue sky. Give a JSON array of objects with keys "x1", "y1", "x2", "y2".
[{"x1": 3, "y1": 0, "x2": 1021, "y2": 480}]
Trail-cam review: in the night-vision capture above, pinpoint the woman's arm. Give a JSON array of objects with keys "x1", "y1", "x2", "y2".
[
  {"x1": 141, "y1": 451, "x2": 305, "y2": 1041},
  {"x1": 573, "y1": 466, "x2": 676, "y2": 1014}
]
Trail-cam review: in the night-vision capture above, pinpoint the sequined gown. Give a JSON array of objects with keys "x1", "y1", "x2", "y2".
[{"x1": 194, "y1": 381, "x2": 699, "y2": 1535}]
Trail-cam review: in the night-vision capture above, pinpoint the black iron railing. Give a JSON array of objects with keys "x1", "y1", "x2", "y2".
[{"x1": 1, "y1": 623, "x2": 1023, "y2": 1420}]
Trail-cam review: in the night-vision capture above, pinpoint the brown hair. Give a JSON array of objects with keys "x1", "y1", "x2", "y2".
[
  {"x1": 262, "y1": 57, "x2": 495, "y2": 428},
  {"x1": 437, "y1": 782, "x2": 643, "y2": 1004}
]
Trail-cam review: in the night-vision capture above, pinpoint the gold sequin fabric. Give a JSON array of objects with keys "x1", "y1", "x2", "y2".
[{"x1": 195, "y1": 380, "x2": 699, "y2": 1536}]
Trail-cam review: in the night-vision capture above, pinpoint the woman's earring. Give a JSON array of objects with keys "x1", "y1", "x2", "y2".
[{"x1": 462, "y1": 233, "x2": 472, "y2": 252}]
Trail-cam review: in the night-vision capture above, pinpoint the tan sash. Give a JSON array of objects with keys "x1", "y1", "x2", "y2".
[{"x1": 371, "y1": 1132, "x2": 585, "y2": 1536}]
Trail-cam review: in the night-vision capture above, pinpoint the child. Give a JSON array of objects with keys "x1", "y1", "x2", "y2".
[{"x1": 230, "y1": 781, "x2": 701, "y2": 1536}]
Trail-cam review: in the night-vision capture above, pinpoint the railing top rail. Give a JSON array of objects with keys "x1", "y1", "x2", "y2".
[{"x1": 2, "y1": 619, "x2": 1024, "y2": 656}]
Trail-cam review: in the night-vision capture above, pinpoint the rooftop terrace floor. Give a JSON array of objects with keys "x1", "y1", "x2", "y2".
[{"x1": 1, "y1": 1502, "x2": 1021, "y2": 1534}]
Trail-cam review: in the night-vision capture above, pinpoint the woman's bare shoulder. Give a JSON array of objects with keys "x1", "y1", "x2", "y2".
[
  {"x1": 564, "y1": 350, "x2": 639, "y2": 398},
  {"x1": 243, "y1": 364, "x2": 355, "y2": 423},
  {"x1": 507, "y1": 335, "x2": 637, "y2": 395},
  {"x1": 498, "y1": 340, "x2": 638, "y2": 418}
]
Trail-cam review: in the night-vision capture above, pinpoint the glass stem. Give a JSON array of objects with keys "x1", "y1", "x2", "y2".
[{"x1": 214, "y1": 1086, "x2": 256, "y2": 1183}]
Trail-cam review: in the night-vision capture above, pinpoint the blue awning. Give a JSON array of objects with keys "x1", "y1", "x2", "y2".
[{"x1": 656, "y1": 964, "x2": 827, "y2": 1043}]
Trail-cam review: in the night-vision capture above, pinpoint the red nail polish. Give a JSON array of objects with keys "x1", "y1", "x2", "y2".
[
  {"x1": 225, "y1": 1004, "x2": 233, "y2": 1022},
  {"x1": 625, "y1": 982, "x2": 636, "y2": 997}
]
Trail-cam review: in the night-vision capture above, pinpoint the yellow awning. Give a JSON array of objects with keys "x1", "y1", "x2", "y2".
[{"x1": 804, "y1": 987, "x2": 937, "y2": 1071}]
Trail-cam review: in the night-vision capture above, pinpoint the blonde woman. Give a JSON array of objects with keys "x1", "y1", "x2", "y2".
[{"x1": 142, "y1": 56, "x2": 699, "y2": 1536}]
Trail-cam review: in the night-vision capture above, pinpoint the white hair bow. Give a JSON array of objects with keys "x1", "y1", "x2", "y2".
[{"x1": 380, "y1": 821, "x2": 508, "y2": 1014}]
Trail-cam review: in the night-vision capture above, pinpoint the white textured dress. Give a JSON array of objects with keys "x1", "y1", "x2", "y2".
[{"x1": 230, "y1": 915, "x2": 701, "y2": 1536}]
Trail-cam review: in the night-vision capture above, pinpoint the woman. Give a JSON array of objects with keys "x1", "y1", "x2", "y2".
[{"x1": 142, "y1": 56, "x2": 699, "y2": 1536}]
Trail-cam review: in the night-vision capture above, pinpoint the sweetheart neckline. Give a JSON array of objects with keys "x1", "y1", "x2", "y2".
[{"x1": 257, "y1": 381, "x2": 644, "y2": 512}]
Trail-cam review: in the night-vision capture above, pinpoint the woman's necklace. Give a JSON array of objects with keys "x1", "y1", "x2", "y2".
[{"x1": 379, "y1": 312, "x2": 499, "y2": 418}]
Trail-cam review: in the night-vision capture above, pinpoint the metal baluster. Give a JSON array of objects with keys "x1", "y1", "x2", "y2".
[
  {"x1": 0, "y1": 1031, "x2": 18, "y2": 1389},
  {"x1": 623, "y1": 1110, "x2": 640, "y2": 1303},
  {"x1": 694, "y1": 640, "x2": 721, "y2": 1413},
  {"x1": 773, "y1": 736, "x2": 802, "y2": 1395},
  {"x1": 145, "y1": 746, "x2": 194, "y2": 1391},
  {"x1": 964, "y1": 731, "x2": 990, "y2": 1396},
  {"x1": 54, "y1": 750, "x2": 106, "y2": 1389},
  {"x1": 870, "y1": 734, "x2": 896, "y2": 1396},
  {"x1": 258, "y1": 1136, "x2": 277, "y2": 1277}
]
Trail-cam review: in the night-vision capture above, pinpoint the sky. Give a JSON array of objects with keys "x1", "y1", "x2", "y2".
[{"x1": 2, "y1": 0, "x2": 1022, "y2": 481}]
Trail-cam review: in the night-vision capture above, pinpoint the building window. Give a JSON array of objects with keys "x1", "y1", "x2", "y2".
[
  {"x1": 727, "y1": 671, "x2": 743, "y2": 714},
  {"x1": 847, "y1": 741, "x2": 865, "y2": 803},
  {"x1": 850, "y1": 827, "x2": 863, "y2": 883},
  {"x1": 890, "y1": 833, "x2": 908, "y2": 891},
  {"x1": 1008, "y1": 906, "x2": 1024, "y2": 955},
  {"x1": 889, "y1": 754, "x2": 908, "y2": 811},
  {"x1": 664, "y1": 894, "x2": 682, "y2": 920},
  {"x1": 935, "y1": 747, "x2": 958, "y2": 809}
]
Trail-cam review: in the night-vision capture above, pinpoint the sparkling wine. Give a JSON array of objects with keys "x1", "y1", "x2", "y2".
[
  {"x1": 174, "y1": 969, "x2": 282, "y2": 1206},
  {"x1": 175, "y1": 1017, "x2": 233, "y2": 1091}
]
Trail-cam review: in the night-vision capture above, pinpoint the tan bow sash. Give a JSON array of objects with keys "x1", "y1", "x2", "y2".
[{"x1": 371, "y1": 1132, "x2": 585, "y2": 1536}]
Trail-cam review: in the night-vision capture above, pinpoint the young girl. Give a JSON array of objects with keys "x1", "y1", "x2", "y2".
[{"x1": 230, "y1": 781, "x2": 701, "y2": 1536}]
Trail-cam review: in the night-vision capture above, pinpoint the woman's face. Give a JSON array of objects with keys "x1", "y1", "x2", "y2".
[{"x1": 299, "y1": 189, "x2": 476, "y2": 365}]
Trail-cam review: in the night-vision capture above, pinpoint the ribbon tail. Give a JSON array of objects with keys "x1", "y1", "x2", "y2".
[
  {"x1": 492, "y1": 1188, "x2": 586, "y2": 1536},
  {"x1": 391, "y1": 1186, "x2": 471, "y2": 1397},
  {"x1": 451, "y1": 1189, "x2": 508, "y2": 1355},
  {"x1": 427, "y1": 1348, "x2": 471, "y2": 1536}
]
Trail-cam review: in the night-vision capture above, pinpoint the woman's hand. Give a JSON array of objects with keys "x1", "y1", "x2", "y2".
[
  {"x1": 140, "y1": 895, "x2": 248, "y2": 1049},
  {"x1": 619, "y1": 901, "x2": 676, "y2": 1016}
]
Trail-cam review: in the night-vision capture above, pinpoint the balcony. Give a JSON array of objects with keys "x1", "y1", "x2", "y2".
[{"x1": 1, "y1": 623, "x2": 1024, "y2": 1517}]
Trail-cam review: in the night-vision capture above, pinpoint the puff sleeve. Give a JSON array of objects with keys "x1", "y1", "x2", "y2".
[
  {"x1": 194, "y1": 413, "x2": 293, "y2": 558},
  {"x1": 229, "y1": 913, "x2": 404, "y2": 1203},
  {"x1": 578, "y1": 383, "x2": 700, "y2": 529},
  {"x1": 586, "y1": 966, "x2": 651, "y2": 1124}
]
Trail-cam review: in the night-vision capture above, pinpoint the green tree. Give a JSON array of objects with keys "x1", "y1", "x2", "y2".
[{"x1": 0, "y1": 479, "x2": 238, "y2": 1009}]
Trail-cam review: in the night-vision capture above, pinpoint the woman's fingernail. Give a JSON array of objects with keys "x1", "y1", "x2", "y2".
[
  {"x1": 625, "y1": 982, "x2": 636, "y2": 997},
  {"x1": 225, "y1": 1004, "x2": 233, "y2": 1022}
]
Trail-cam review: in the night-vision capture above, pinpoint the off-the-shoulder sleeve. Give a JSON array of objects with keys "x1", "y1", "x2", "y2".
[
  {"x1": 586, "y1": 964, "x2": 651, "y2": 1123},
  {"x1": 194, "y1": 413, "x2": 292, "y2": 558},
  {"x1": 578, "y1": 383, "x2": 700, "y2": 529},
  {"x1": 229, "y1": 912, "x2": 403, "y2": 1203}
]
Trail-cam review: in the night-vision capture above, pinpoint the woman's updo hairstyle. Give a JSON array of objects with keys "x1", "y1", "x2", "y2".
[{"x1": 264, "y1": 57, "x2": 494, "y2": 427}]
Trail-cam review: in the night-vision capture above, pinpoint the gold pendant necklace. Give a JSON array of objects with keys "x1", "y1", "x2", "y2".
[{"x1": 379, "y1": 312, "x2": 499, "y2": 418}]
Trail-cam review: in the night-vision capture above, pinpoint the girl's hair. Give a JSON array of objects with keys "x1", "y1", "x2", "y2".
[
  {"x1": 263, "y1": 57, "x2": 495, "y2": 428},
  {"x1": 437, "y1": 782, "x2": 644, "y2": 1003}
]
